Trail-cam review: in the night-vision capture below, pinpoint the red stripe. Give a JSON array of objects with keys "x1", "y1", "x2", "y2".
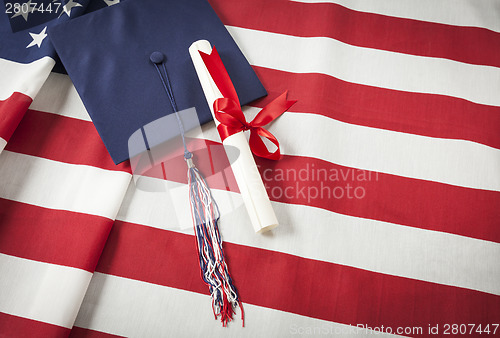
[
  {"x1": 0, "y1": 198, "x2": 114, "y2": 273},
  {"x1": 4, "y1": 102, "x2": 496, "y2": 244},
  {"x1": 5, "y1": 109, "x2": 131, "y2": 173},
  {"x1": 96, "y1": 221, "x2": 500, "y2": 337},
  {"x1": 2, "y1": 82, "x2": 496, "y2": 244},
  {"x1": 95, "y1": 222, "x2": 203, "y2": 294},
  {"x1": 209, "y1": 0, "x2": 500, "y2": 67},
  {"x1": 0, "y1": 312, "x2": 69, "y2": 338},
  {"x1": 0, "y1": 92, "x2": 32, "y2": 142},
  {"x1": 70, "y1": 327, "x2": 125, "y2": 338},
  {"x1": 251, "y1": 66, "x2": 500, "y2": 150},
  {"x1": 136, "y1": 139, "x2": 500, "y2": 243},
  {"x1": 255, "y1": 155, "x2": 500, "y2": 243},
  {"x1": 11, "y1": 78, "x2": 494, "y2": 187}
]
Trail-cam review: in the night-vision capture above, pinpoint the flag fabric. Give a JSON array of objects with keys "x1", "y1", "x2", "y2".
[
  {"x1": 1, "y1": 0, "x2": 500, "y2": 337},
  {"x1": 0, "y1": 0, "x2": 92, "y2": 154},
  {"x1": 0, "y1": 71, "x2": 132, "y2": 337}
]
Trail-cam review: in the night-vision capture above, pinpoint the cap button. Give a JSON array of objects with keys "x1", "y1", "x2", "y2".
[{"x1": 150, "y1": 51, "x2": 165, "y2": 64}]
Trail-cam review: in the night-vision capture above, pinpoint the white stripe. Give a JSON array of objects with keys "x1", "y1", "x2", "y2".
[
  {"x1": 0, "y1": 253, "x2": 92, "y2": 329},
  {"x1": 0, "y1": 57, "x2": 55, "y2": 100},
  {"x1": 75, "y1": 273, "x2": 401, "y2": 337},
  {"x1": 292, "y1": 0, "x2": 500, "y2": 33},
  {"x1": 117, "y1": 176, "x2": 500, "y2": 296},
  {"x1": 0, "y1": 151, "x2": 131, "y2": 219},
  {"x1": 226, "y1": 26, "x2": 500, "y2": 107},
  {"x1": 0, "y1": 137, "x2": 6, "y2": 154},
  {"x1": 267, "y1": 110, "x2": 500, "y2": 192},
  {"x1": 29, "y1": 72, "x2": 91, "y2": 121},
  {"x1": 193, "y1": 108, "x2": 500, "y2": 192},
  {"x1": 117, "y1": 178, "x2": 193, "y2": 230}
]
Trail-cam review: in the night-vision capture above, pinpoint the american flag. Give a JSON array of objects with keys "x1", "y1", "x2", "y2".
[{"x1": 1, "y1": 0, "x2": 499, "y2": 337}]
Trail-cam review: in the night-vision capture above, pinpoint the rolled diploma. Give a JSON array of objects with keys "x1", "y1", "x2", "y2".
[{"x1": 189, "y1": 40, "x2": 278, "y2": 233}]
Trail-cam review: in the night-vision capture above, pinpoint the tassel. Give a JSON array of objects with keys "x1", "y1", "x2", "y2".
[
  {"x1": 186, "y1": 153, "x2": 243, "y2": 326},
  {"x1": 150, "y1": 51, "x2": 243, "y2": 326}
]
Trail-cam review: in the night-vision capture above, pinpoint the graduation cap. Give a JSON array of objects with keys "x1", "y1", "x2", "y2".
[
  {"x1": 50, "y1": 0, "x2": 258, "y2": 325},
  {"x1": 48, "y1": 0, "x2": 267, "y2": 164}
]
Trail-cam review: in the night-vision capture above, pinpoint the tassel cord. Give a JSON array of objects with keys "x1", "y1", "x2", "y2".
[{"x1": 150, "y1": 52, "x2": 242, "y2": 326}]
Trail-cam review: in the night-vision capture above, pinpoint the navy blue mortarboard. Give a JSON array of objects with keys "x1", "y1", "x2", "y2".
[{"x1": 48, "y1": 0, "x2": 267, "y2": 164}]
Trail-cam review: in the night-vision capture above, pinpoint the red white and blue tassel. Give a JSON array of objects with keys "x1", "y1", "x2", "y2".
[
  {"x1": 186, "y1": 154, "x2": 243, "y2": 326},
  {"x1": 150, "y1": 51, "x2": 243, "y2": 326}
]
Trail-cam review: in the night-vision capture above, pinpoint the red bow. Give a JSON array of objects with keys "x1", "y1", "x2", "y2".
[{"x1": 200, "y1": 48, "x2": 296, "y2": 160}]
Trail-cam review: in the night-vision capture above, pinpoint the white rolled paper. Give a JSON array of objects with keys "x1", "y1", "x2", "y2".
[{"x1": 189, "y1": 40, "x2": 278, "y2": 233}]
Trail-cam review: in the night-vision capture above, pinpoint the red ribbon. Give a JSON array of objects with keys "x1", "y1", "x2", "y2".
[{"x1": 199, "y1": 48, "x2": 296, "y2": 160}]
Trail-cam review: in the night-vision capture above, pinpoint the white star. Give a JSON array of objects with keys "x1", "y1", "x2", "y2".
[
  {"x1": 103, "y1": 0, "x2": 120, "y2": 6},
  {"x1": 11, "y1": 0, "x2": 37, "y2": 21},
  {"x1": 26, "y1": 26, "x2": 47, "y2": 48},
  {"x1": 58, "y1": 0, "x2": 82, "y2": 17}
]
